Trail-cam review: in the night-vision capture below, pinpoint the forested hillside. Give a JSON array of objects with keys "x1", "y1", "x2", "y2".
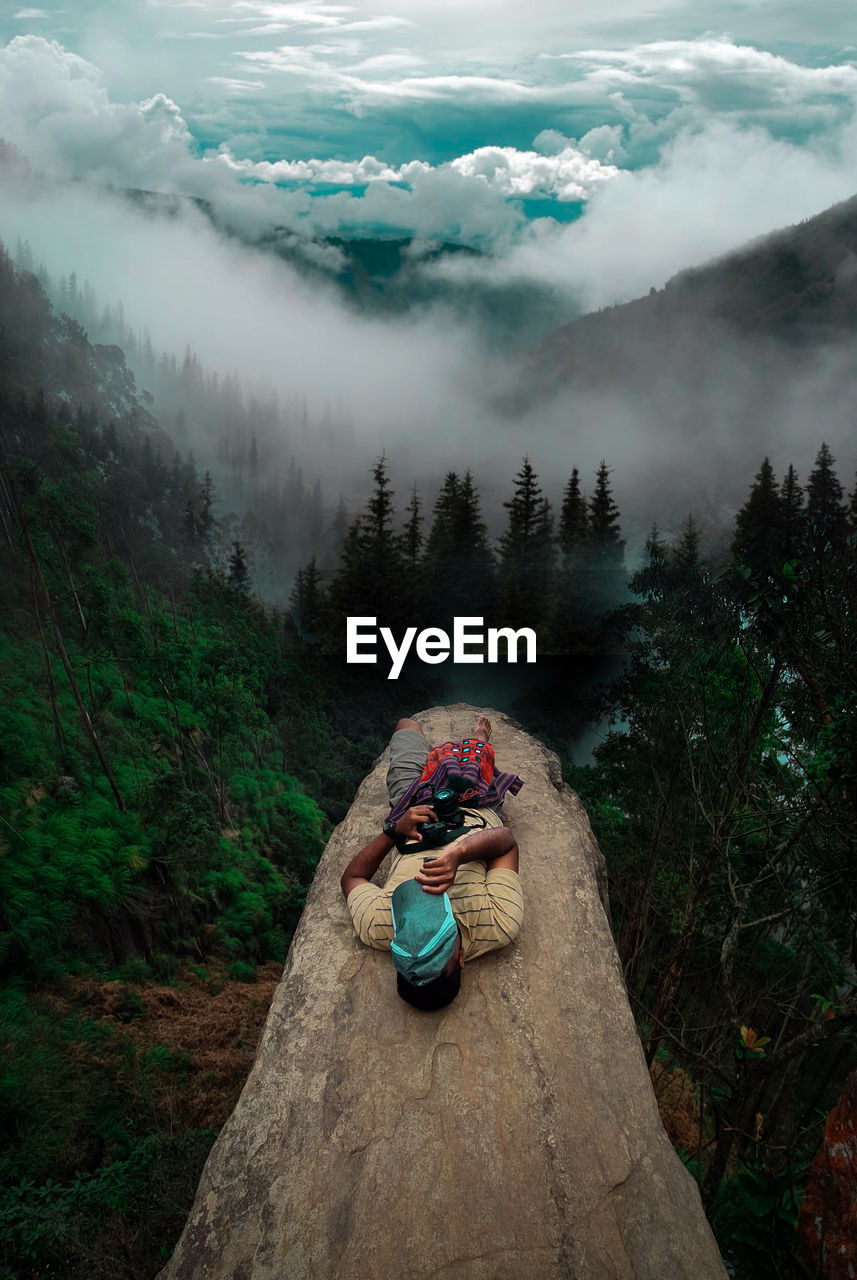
[
  {"x1": 529, "y1": 191, "x2": 857, "y2": 400},
  {"x1": 571, "y1": 450, "x2": 857, "y2": 1274},
  {"x1": 0, "y1": 242, "x2": 414, "y2": 1278}
]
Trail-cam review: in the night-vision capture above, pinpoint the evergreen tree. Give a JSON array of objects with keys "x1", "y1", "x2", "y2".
[
  {"x1": 673, "y1": 513, "x2": 700, "y2": 573},
  {"x1": 634, "y1": 523, "x2": 668, "y2": 599},
  {"x1": 497, "y1": 457, "x2": 554, "y2": 626},
  {"x1": 289, "y1": 557, "x2": 323, "y2": 644},
  {"x1": 780, "y1": 464, "x2": 805, "y2": 563},
  {"x1": 324, "y1": 456, "x2": 408, "y2": 641},
  {"x1": 558, "y1": 459, "x2": 625, "y2": 642},
  {"x1": 402, "y1": 484, "x2": 423, "y2": 577},
  {"x1": 805, "y1": 442, "x2": 847, "y2": 558},
  {"x1": 558, "y1": 467, "x2": 587, "y2": 560},
  {"x1": 423, "y1": 472, "x2": 460, "y2": 558},
  {"x1": 732, "y1": 457, "x2": 783, "y2": 583},
  {"x1": 587, "y1": 460, "x2": 624, "y2": 567},
  {"x1": 423, "y1": 469, "x2": 496, "y2": 625},
  {"x1": 548, "y1": 466, "x2": 591, "y2": 653},
  {"x1": 227, "y1": 540, "x2": 251, "y2": 595}
]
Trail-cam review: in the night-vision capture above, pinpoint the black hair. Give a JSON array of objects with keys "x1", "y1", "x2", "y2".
[{"x1": 396, "y1": 965, "x2": 461, "y2": 1012}]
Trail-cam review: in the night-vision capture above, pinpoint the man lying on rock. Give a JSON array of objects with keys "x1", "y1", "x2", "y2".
[{"x1": 340, "y1": 714, "x2": 524, "y2": 1012}]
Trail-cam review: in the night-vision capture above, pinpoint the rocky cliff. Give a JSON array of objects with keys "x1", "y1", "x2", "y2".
[{"x1": 158, "y1": 705, "x2": 727, "y2": 1280}]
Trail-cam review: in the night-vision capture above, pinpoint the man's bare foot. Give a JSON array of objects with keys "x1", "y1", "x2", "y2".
[{"x1": 474, "y1": 714, "x2": 492, "y2": 742}]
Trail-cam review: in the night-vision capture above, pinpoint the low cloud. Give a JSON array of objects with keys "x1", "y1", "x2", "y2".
[
  {"x1": 2, "y1": 155, "x2": 855, "y2": 564},
  {"x1": 218, "y1": 141, "x2": 616, "y2": 203},
  {"x1": 1, "y1": 29, "x2": 856, "y2": 543},
  {"x1": 428, "y1": 108, "x2": 857, "y2": 312}
]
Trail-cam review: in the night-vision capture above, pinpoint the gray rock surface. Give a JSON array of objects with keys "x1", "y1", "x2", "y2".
[{"x1": 159, "y1": 705, "x2": 727, "y2": 1280}]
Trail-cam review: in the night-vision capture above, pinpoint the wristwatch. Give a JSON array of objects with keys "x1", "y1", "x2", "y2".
[{"x1": 383, "y1": 819, "x2": 398, "y2": 840}]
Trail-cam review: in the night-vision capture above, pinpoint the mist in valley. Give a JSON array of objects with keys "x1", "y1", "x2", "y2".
[{"x1": 3, "y1": 40, "x2": 857, "y2": 592}]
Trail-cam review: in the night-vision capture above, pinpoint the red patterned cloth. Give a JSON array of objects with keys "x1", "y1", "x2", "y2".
[{"x1": 387, "y1": 737, "x2": 523, "y2": 822}]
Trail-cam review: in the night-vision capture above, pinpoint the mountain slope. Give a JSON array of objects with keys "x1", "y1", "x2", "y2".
[{"x1": 529, "y1": 192, "x2": 857, "y2": 392}]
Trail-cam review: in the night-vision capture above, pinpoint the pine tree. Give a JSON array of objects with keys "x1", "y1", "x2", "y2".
[
  {"x1": 289, "y1": 557, "x2": 323, "y2": 643},
  {"x1": 673, "y1": 513, "x2": 700, "y2": 573},
  {"x1": 227, "y1": 540, "x2": 251, "y2": 595},
  {"x1": 364, "y1": 454, "x2": 397, "y2": 554},
  {"x1": 423, "y1": 472, "x2": 460, "y2": 562},
  {"x1": 779, "y1": 464, "x2": 805, "y2": 563},
  {"x1": 806, "y1": 442, "x2": 847, "y2": 558},
  {"x1": 629, "y1": 523, "x2": 668, "y2": 602},
  {"x1": 554, "y1": 459, "x2": 626, "y2": 642},
  {"x1": 732, "y1": 457, "x2": 783, "y2": 582},
  {"x1": 498, "y1": 457, "x2": 554, "y2": 625},
  {"x1": 423, "y1": 469, "x2": 496, "y2": 625},
  {"x1": 587, "y1": 460, "x2": 624, "y2": 567},
  {"x1": 559, "y1": 467, "x2": 588, "y2": 560},
  {"x1": 325, "y1": 456, "x2": 407, "y2": 639},
  {"x1": 402, "y1": 484, "x2": 423, "y2": 576}
]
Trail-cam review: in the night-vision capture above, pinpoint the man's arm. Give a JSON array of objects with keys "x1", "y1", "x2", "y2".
[
  {"x1": 413, "y1": 826, "x2": 518, "y2": 895},
  {"x1": 339, "y1": 805, "x2": 438, "y2": 898}
]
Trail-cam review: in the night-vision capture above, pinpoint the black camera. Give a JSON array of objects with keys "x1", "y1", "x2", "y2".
[{"x1": 417, "y1": 775, "x2": 473, "y2": 849}]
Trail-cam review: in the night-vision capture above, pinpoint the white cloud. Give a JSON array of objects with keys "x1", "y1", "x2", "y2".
[
  {"x1": 433, "y1": 111, "x2": 857, "y2": 311},
  {"x1": 0, "y1": 36, "x2": 194, "y2": 185},
  {"x1": 218, "y1": 148, "x2": 407, "y2": 183},
  {"x1": 235, "y1": 43, "x2": 595, "y2": 106},
  {"x1": 5, "y1": 30, "x2": 857, "y2": 284},
  {"x1": 343, "y1": 51, "x2": 424, "y2": 73},
  {"x1": 570, "y1": 38, "x2": 857, "y2": 106},
  {"x1": 450, "y1": 145, "x2": 617, "y2": 201},
  {"x1": 226, "y1": 1, "x2": 411, "y2": 33},
  {"x1": 14, "y1": 8, "x2": 49, "y2": 18},
  {"x1": 215, "y1": 140, "x2": 616, "y2": 204},
  {"x1": 207, "y1": 75, "x2": 266, "y2": 91}
]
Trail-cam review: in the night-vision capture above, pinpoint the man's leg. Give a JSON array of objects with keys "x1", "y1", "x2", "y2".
[
  {"x1": 386, "y1": 717, "x2": 429, "y2": 806},
  {"x1": 473, "y1": 714, "x2": 491, "y2": 741}
]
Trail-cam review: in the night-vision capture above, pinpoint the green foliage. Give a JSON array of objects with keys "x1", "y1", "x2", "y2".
[
  {"x1": 0, "y1": 1128, "x2": 218, "y2": 1280},
  {"x1": 577, "y1": 445, "x2": 856, "y2": 1236},
  {"x1": 710, "y1": 1158, "x2": 810, "y2": 1280},
  {"x1": 0, "y1": 237, "x2": 390, "y2": 1280}
]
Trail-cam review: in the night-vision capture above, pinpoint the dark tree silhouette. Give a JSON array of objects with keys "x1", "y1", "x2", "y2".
[{"x1": 497, "y1": 456, "x2": 554, "y2": 627}]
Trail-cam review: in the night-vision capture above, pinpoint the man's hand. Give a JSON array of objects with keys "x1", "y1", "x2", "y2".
[
  {"x1": 414, "y1": 848, "x2": 463, "y2": 895},
  {"x1": 414, "y1": 826, "x2": 519, "y2": 896},
  {"x1": 395, "y1": 805, "x2": 437, "y2": 842},
  {"x1": 340, "y1": 805, "x2": 438, "y2": 898}
]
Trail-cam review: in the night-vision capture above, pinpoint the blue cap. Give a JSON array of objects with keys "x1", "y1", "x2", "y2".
[{"x1": 390, "y1": 878, "x2": 458, "y2": 985}]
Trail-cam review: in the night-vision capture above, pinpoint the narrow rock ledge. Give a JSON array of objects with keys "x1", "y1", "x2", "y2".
[{"x1": 159, "y1": 704, "x2": 727, "y2": 1280}]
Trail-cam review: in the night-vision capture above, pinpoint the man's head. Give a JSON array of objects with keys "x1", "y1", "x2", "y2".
[{"x1": 390, "y1": 878, "x2": 464, "y2": 1012}]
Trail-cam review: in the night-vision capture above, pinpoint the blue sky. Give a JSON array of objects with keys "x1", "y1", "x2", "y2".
[{"x1": 3, "y1": 1, "x2": 857, "y2": 253}]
